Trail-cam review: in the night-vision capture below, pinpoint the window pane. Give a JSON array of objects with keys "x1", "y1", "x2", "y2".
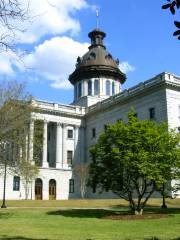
[
  {"x1": 106, "y1": 80, "x2": 110, "y2": 96},
  {"x1": 94, "y1": 79, "x2": 99, "y2": 95},
  {"x1": 88, "y1": 80, "x2": 92, "y2": 95}
]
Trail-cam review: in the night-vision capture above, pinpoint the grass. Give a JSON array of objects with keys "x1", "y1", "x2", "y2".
[{"x1": 0, "y1": 199, "x2": 179, "y2": 240}]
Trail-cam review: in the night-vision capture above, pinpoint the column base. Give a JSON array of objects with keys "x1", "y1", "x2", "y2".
[
  {"x1": 56, "y1": 162, "x2": 62, "y2": 169},
  {"x1": 42, "y1": 162, "x2": 49, "y2": 168}
]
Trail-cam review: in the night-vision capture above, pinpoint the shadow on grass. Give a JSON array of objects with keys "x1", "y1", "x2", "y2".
[
  {"x1": 0, "y1": 236, "x2": 48, "y2": 240},
  {"x1": 143, "y1": 237, "x2": 180, "y2": 240},
  {"x1": 112, "y1": 205, "x2": 180, "y2": 214},
  {"x1": 0, "y1": 212, "x2": 14, "y2": 219},
  {"x1": 47, "y1": 208, "x2": 126, "y2": 218},
  {"x1": 47, "y1": 207, "x2": 180, "y2": 220}
]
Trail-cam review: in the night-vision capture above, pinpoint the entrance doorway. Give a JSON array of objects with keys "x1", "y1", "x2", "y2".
[
  {"x1": 49, "y1": 179, "x2": 56, "y2": 200},
  {"x1": 35, "y1": 178, "x2": 43, "y2": 200}
]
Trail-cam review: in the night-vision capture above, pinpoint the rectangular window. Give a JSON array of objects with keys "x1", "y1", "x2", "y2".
[
  {"x1": 92, "y1": 128, "x2": 96, "y2": 138},
  {"x1": 67, "y1": 150, "x2": 73, "y2": 165},
  {"x1": 69, "y1": 179, "x2": 74, "y2": 193},
  {"x1": 149, "y1": 107, "x2": 155, "y2": 120},
  {"x1": 13, "y1": 176, "x2": 20, "y2": 191},
  {"x1": 67, "y1": 129, "x2": 73, "y2": 139}
]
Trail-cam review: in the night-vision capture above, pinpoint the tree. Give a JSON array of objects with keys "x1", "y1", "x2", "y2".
[
  {"x1": 0, "y1": 0, "x2": 30, "y2": 52},
  {"x1": 0, "y1": 80, "x2": 37, "y2": 205},
  {"x1": 162, "y1": 0, "x2": 180, "y2": 40},
  {"x1": 89, "y1": 111, "x2": 180, "y2": 215},
  {"x1": 14, "y1": 159, "x2": 38, "y2": 200},
  {"x1": 74, "y1": 163, "x2": 89, "y2": 198}
]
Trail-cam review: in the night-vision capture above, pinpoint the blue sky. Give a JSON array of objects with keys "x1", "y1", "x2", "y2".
[{"x1": 0, "y1": 0, "x2": 179, "y2": 104}]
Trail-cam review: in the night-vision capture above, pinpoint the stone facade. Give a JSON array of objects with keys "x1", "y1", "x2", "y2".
[
  {"x1": 0, "y1": 27, "x2": 180, "y2": 200},
  {"x1": 1, "y1": 72, "x2": 180, "y2": 200}
]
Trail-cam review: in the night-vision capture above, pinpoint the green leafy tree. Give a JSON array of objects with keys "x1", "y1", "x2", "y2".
[
  {"x1": 0, "y1": 80, "x2": 40, "y2": 205},
  {"x1": 162, "y1": 0, "x2": 180, "y2": 40},
  {"x1": 89, "y1": 111, "x2": 180, "y2": 215}
]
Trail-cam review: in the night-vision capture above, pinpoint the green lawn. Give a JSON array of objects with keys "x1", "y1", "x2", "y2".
[{"x1": 0, "y1": 199, "x2": 179, "y2": 240}]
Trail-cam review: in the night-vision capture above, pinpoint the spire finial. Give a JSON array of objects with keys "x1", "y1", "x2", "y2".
[{"x1": 96, "y1": 8, "x2": 99, "y2": 29}]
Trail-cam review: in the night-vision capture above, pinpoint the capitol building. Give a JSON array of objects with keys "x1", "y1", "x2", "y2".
[{"x1": 1, "y1": 27, "x2": 180, "y2": 200}]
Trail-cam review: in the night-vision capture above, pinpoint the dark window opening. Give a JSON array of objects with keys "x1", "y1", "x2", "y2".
[
  {"x1": 67, "y1": 129, "x2": 73, "y2": 139},
  {"x1": 88, "y1": 80, "x2": 92, "y2": 95},
  {"x1": 13, "y1": 176, "x2": 20, "y2": 191},
  {"x1": 92, "y1": 128, "x2": 96, "y2": 138},
  {"x1": 149, "y1": 107, "x2": 155, "y2": 120},
  {"x1": 69, "y1": 179, "x2": 74, "y2": 193}
]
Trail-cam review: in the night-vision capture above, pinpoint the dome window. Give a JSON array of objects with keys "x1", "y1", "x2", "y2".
[
  {"x1": 105, "y1": 54, "x2": 112, "y2": 60},
  {"x1": 94, "y1": 79, "x2": 99, "y2": 95},
  {"x1": 88, "y1": 80, "x2": 92, "y2": 96},
  {"x1": 90, "y1": 52, "x2": 96, "y2": 60},
  {"x1": 106, "y1": 80, "x2": 111, "y2": 96}
]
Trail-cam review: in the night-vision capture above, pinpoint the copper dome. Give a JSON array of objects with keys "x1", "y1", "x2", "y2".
[{"x1": 69, "y1": 28, "x2": 126, "y2": 85}]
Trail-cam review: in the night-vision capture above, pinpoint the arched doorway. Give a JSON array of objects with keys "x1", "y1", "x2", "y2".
[
  {"x1": 49, "y1": 179, "x2": 56, "y2": 200},
  {"x1": 35, "y1": 178, "x2": 43, "y2": 200}
]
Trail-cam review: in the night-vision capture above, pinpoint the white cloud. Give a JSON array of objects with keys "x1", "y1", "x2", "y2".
[
  {"x1": 24, "y1": 36, "x2": 89, "y2": 89},
  {"x1": 0, "y1": 51, "x2": 20, "y2": 76},
  {"x1": 15, "y1": 0, "x2": 89, "y2": 43},
  {"x1": 119, "y1": 61, "x2": 135, "y2": 74}
]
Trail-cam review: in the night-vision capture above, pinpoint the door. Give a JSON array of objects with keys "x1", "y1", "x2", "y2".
[
  {"x1": 35, "y1": 178, "x2": 43, "y2": 200},
  {"x1": 49, "y1": 179, "x2": 56, "y2": 200}
]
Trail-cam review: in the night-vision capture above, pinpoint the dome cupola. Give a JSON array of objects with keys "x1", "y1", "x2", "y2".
[
  {"x1": 69, "y1": 28, "x2": 126, "y2": 84},
  {"x1": 69, "y1": 28, "x2": 126, "y2": 107}
]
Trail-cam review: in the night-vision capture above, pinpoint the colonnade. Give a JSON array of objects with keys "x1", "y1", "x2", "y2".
[{"x1": 29, "y1": 120, "x2": 85, "y2": 169}]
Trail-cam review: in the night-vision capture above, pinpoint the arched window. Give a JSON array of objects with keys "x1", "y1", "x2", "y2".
[
  {"x1": 88, "y1": 80, "x2": 92, "y2": 95},
  {"x1": 112, "y1": 82, "x2": 115, "y2": 95},
  {"x1": 78, "y1": 82, "x2": 82, "y2": 98},
  {"x1": 106, "y1": 80, "x2": 110, "y2": 96},
  {"x1": 94, "y1": 79, "x2": 99, "y2": 95}
]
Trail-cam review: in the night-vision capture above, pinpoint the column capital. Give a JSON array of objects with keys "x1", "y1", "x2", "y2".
[
  {"x1": 57, "y1": 122, "x2": 62, "y2": 127},
  {"x1": 43, "y1": 120, "x2": 48, "y2": 124}
]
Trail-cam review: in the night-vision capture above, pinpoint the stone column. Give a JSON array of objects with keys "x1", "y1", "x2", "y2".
[
  {"x1": 42, "y1": 120, "x2": 49, "y2": 168},
  {"x1": 74, "y1": 125, "x2": 79, "y2": 164},
  {"x1": 56, "y1": 122, "x2": 62, "y2": 168},
  {"x1": 29, "y1": 119, "x2": 34, "y2": 164},
  {"x1": 80, "y1": 126, "x2": 85, "y2": 163},
  {"x1": 62, "y1": 123, "x2": 66, "y2": 168}
]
